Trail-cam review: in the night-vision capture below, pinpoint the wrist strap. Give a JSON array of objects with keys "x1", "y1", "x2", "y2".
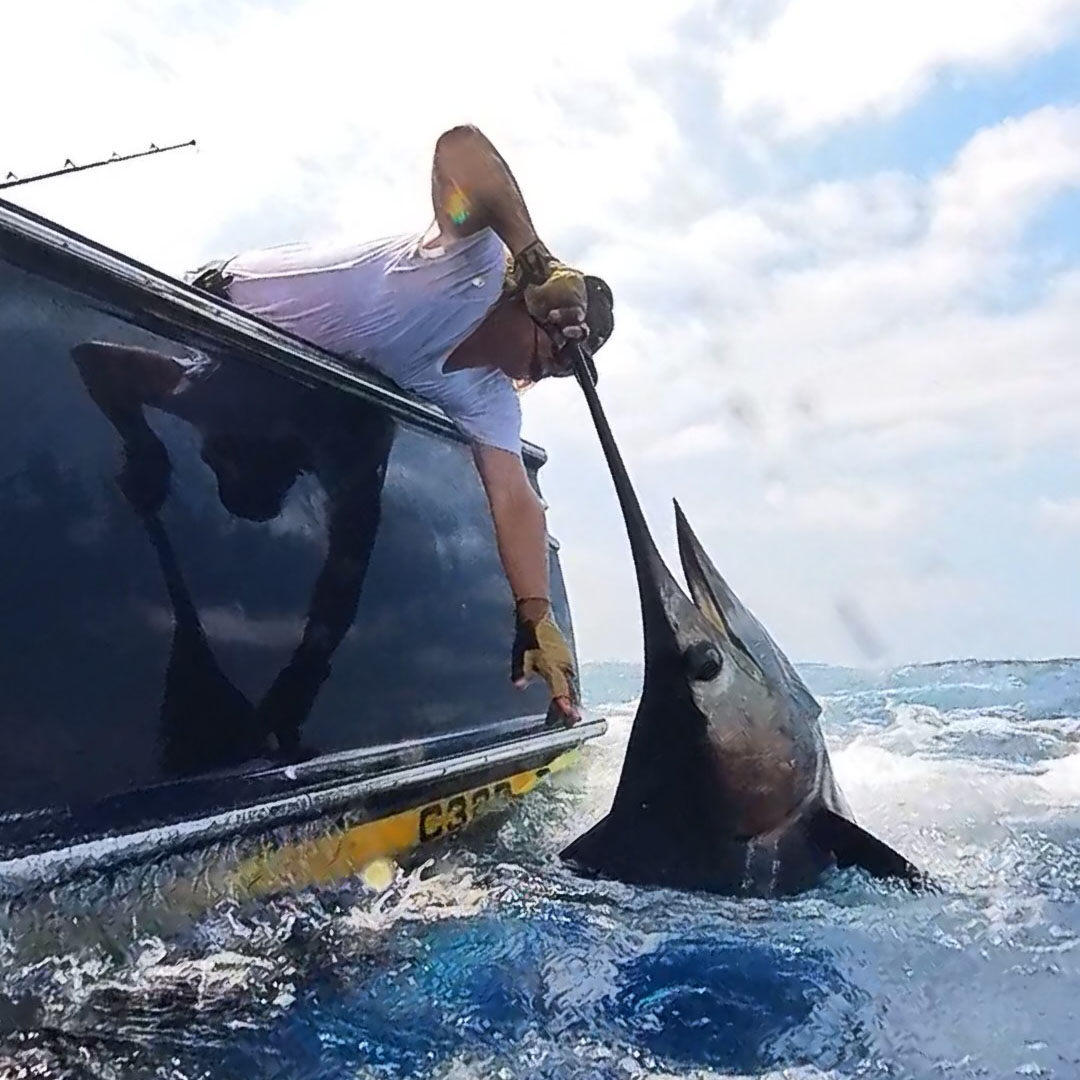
[
  {"x1": 515, "y1": 596, "x2": 552, "y2": 622},
  {"x1": 511, "y1": 239, "x2": 555, "y2": 289}
]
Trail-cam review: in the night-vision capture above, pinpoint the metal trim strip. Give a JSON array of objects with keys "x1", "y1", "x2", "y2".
[{"x1": 0, "y1": 718, "x2": 605, "y2": 892}]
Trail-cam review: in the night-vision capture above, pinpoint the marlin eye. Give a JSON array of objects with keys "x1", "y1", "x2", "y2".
[{"x1": 683, "y1": 642, "x2": 722, "y2": 681}]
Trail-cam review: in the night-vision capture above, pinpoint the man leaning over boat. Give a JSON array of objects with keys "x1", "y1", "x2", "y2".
[{"x1": 186, "y1": 125, "x2": 614, "y2": 726}]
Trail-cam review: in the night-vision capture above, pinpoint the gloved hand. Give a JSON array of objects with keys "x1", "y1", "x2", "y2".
[
  {"x1": 255, "y1": 650, "x2": 332, "y2": 757},
  {"x1": 524, "y1": 268, "x2": 587, "y2": 343},
  {"x1": 511, "y1": 240, "x2": 588, "y2": 343},
  {"x1": 511, "y1": 598, "x2": 581, "y2": 724}
]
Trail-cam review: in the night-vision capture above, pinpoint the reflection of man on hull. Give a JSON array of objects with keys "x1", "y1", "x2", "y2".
[
  {"x1": 560, "y1": 356, "x2": 927, "y2": 897},
  {"x1": 72, "y1": 342, "x2": 394, "y2": 770}
]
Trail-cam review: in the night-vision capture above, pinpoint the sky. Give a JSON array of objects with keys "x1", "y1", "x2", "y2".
[{"x1": 3, "y1": 0, "x2": 1080, "y2": 667}]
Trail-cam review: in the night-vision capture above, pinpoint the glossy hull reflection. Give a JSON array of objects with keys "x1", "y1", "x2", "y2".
[{"x1": 0, "y1": 198, "x2": 604, "y2": 894}]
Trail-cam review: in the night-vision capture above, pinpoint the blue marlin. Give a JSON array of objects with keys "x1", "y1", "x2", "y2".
[{"x1": 561, "y1": 351, "x2": 925, "y2": 896}]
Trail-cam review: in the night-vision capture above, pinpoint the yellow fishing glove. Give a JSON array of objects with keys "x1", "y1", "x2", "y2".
[
  {"x1": 511, "y1": 598, "x2": 580, "y2": 720},
  {"x1": 510, "y1": 240, "x2": 587, "y2": 341}
]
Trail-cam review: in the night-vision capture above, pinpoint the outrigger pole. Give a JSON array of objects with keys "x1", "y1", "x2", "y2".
[{"x1": 1, "y1": 139, "x2": 197, "y2": 190}]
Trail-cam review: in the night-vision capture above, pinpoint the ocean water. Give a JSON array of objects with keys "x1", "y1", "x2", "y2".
[{"x1": 2, "y1": 659, "x2": 1079, "y2": 1079}]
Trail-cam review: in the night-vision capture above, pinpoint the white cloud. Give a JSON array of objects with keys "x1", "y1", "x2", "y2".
[
  {"x1": 1037, "y1": 497, "x2": 1080, "y2": 529},
  {"x1": 2, "y1": 0, "x2": 693, "y2": 272},
  {"x1": 760, "y1": 172, "x2": 926, "y2": 257},
  {"x1": 932, "y1": 105, "x2": 1080, "y2": 248},
  {"x1": 530, "y1": 100, "x2": 1080, "y2": 663},
  {"x1": 561, "y1": 106, "x2": 1080, "y2": 476},
  {"x1": 721, "y1": 0, "x2": 1080, "y2": 135},
  {"x1": 755, "y1": 482, "x2": 921, "y2": 533},
  {"x1": 640, "y1": 422, "x2": 733, "y2": 462}
]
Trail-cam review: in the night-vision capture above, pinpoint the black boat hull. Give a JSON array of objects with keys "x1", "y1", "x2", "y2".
[{"x1": 0, "y1": 198, "x2": 602, "y2": 893}]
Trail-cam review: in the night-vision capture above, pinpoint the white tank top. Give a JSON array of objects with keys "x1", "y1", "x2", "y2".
[{"x1": 223, "y1": 225, "x2": 522, "y2": 454}]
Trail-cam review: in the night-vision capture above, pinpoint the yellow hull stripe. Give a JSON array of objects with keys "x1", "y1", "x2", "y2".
[{"x1": 228, "y1": 748, "x2": 579, "y2": 898}]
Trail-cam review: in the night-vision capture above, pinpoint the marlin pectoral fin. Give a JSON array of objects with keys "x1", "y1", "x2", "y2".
[
  {"x1": 560, "y1": 814, "x2": 611, "y2": 873},
  {"x1": 809, "y1": 808, "x2": 932, "y2": 891}
]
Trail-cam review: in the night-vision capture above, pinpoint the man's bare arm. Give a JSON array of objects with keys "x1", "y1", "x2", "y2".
[
  {"x1": 472, "y1": 442, "x2": 579, "y2": 721},
  {"x1": 471, "y1": 442, "x2": 550, "y2": 608},
  {"x1": 431, "y1": 125, "x2": 588, "y2": 340},
  {"x1": 431, "y1": 124, "x2": 538, "y2": 252},
  {"x1": 70, "y1": 342, "x2": 185, "y2": 516},
  {"x1": 72, "y1": 343, "x2": 184, "y2": 427}
]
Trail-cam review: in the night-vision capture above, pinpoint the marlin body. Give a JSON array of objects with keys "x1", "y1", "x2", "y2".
[{"x1": 561, "y1": 353, "x2": 924, "y2": 897}]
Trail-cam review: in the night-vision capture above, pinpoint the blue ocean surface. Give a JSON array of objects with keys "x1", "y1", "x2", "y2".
[{"x1": 2, "y1": 659, "x2": 1079, "y2": 1079}]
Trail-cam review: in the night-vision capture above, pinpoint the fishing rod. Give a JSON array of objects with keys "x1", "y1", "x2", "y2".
[{"x1": 1, "y1": 139, "x2": 196, "y2": 190}]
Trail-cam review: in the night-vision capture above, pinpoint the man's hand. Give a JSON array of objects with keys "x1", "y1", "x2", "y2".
[
  {"x1": 523, "y1": 266, "x2": 588, "y2": 343},
  {"x1": 255, "y1": 650, "x2": 331, "y2": 757},
  {"x1": 512, "y1": 239, "x2": 588, "y2": 343},
  {"x1": 511, "y1": 598, "x2": 581, "y2": 724}
]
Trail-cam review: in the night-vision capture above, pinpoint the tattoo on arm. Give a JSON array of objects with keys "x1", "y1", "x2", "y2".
[{"x1": 432, "y1": 125, "x2": 539, "y2": 253}]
